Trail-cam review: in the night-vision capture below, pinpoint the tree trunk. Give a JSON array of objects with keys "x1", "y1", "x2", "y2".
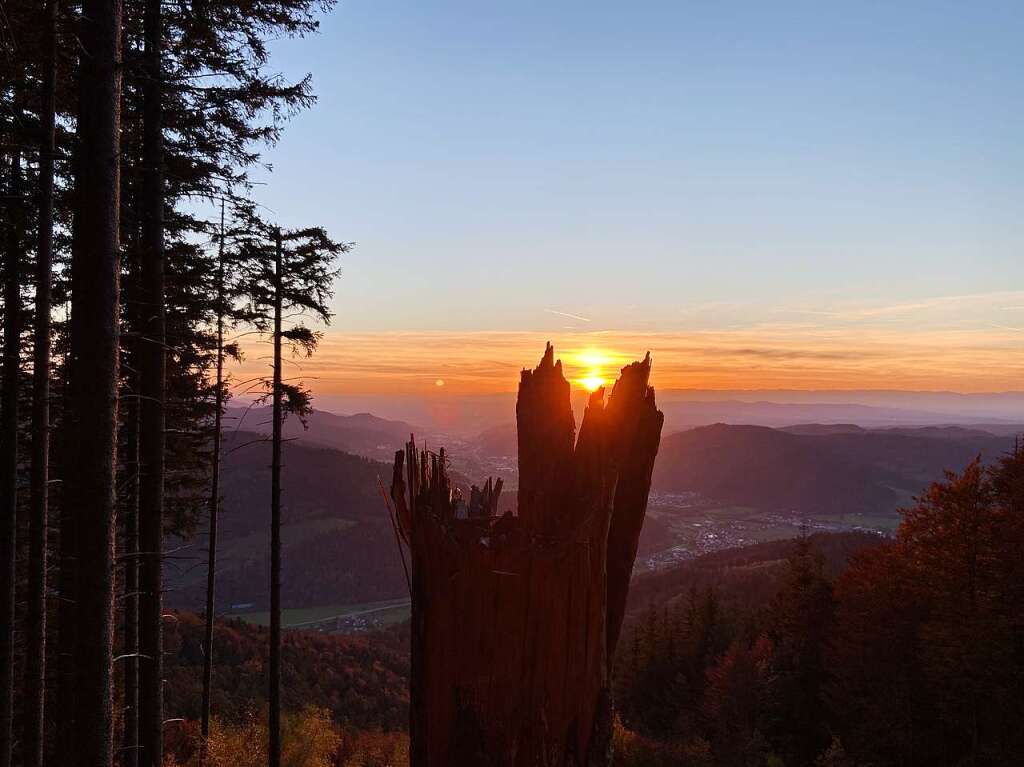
[
  {"x1": 122, "y1": 396, "x2": 140, "y2": 767},
  {"x1": 391, "y1": 345, "x2": 663, "y2": 767},
  {"x1": 268, "y1": 228, "x2": 284, "y2": 767},
  {"x1": 0, "y1": 148, "x2": 22, "y2": 767},
  {"x1": 22, "y1": 3, "x2": 57, "y2": 764},
  {"x1": 138, "y1": 0, "x2": 165, "y2": 761},
  {"x1": 54, "y1": 453, "x2": 77, "y2": 763},
  {"x1": 199, "y1": 205, "x2": 226, "y2": 765},
  {"x1": 66, "y1": 0, "x2": 123, "y2": 763}
]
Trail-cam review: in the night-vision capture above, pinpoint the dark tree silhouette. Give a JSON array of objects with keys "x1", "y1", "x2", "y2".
[
  {"x1": 137, "y1": 0, "x2": 167, "y2": 761},
  {"x1": 269, "y1": 228, "x2": 285, "y2": 767},
  {"x1": 0, "y1": 149, "x2": 23, "y2": 767},
  {"x1": 242, "y1": 223, "x2": 344, "y2": 767},
  {"x1": 22, "y1": 4, "x2": 58, "y2": 766},
  {"x1": 199, "y1": 202, "x2": 227, "y2": 765},
  {"x1": 64, "y1": 0, "x2": 123, "y2": 763}
]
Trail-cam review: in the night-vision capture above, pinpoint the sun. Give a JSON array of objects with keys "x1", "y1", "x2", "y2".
[{"x1": 571, "y1": 348, "x2": 621, "y2": 392}]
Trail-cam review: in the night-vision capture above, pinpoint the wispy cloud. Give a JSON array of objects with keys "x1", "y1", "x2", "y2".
[
  {"x1": 788, "y1": 291, "x2": 1024, "y2": 324},
  {"x1": 545, "y1": 309, "x2": 592, "y2": 323}
]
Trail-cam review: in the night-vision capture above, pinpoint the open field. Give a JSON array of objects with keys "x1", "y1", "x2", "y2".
[{"x1": 227, "y1": 597, "x2": 411, "y2": 632}]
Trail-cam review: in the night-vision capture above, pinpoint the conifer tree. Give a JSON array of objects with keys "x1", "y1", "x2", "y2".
[
  {"x1": 23, "y1": 4, "x2": 59, "y2": 766},
  {"x1": 65, "y1": 0, "x2": 123, "y2": 764},
  {"x1": 137, "y1": 0, "x2": 167, "y2": 759},
  {"x1": 0, "y1": 147, "x2": 23, "y2": 767},
  {"x1": 244, "y1": 222, "x2": 345, "y2": 767},
  {"x1": 199, "y1": 200, "x2": 254, "y2": 762}
]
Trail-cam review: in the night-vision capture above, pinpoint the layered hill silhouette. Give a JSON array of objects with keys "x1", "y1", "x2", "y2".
[
  {"x1": 169, "y1": 414, "x2": 1018, "y2": 613},
  {"x1": 226, "y1": 406, "x2": 420, "y2": 462},
  {"x1": 652, "y1": 423, "x2": 1015, "y2": 515}
]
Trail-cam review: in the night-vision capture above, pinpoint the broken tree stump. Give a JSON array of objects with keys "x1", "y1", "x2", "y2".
[{"x1": 391, "y1": 345, "x2": 663, "y2": 767}]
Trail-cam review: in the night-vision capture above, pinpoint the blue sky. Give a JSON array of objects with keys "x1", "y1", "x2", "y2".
[{"x1": 237, "y1": 1, "x2": 1024, "y2": 392}]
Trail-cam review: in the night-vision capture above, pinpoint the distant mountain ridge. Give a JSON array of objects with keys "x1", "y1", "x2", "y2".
[
  {"x1": 227, "y1": 405, "x2": 421, "y2": 461},
  {"x1": 652, "y1": 423, "x2": 1015, "y2": 516},
  {"x1": 309, "y1": 389, "x2": 1024, "y2": 435},
  {"x1": 656, "y1": 399, "x2": 1023, "y2": 430}
]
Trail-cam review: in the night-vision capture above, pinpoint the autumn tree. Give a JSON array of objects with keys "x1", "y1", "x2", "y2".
[
  {"x1": 829, "y1": 543, "x2": 927, "y2": 765},
  {"x1": 703, "y1": 637, "x2": 774, "y2": 767},
  {"x1": 765, "y1": 535, "x2": 834, "y2": 767},
  {"x1": 831, "y1": 453, "x2": 1024, "y2": 765}
]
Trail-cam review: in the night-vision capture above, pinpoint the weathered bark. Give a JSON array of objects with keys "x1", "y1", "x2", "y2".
[
  {"x1": 199, "y1": 205, "x2": 226, "y2": 765},
  {"x1": 22, "y1": 4, "x2": 57, "y2": 764},
  {"x1": 66, "y1": 0, "x2": 123, "y2": 763},
  {"x1": 138, "y1": 0, "x2": 165, "y2": 758},
  {"x1": 0, "y1": 149, "x2": 22, "y2": 767},
  {"x1": 122, "y1": 395, "x2": 141, "y2": 767},
  {"x1": 391, "y1": 345, "x2": 663, "y2": 767},
  {"x1": 268, "y1": 228, "x2": 284, "y2": 767},
  {"x1": 55, "y1": 455, "x2": 77, "y2": 764}
]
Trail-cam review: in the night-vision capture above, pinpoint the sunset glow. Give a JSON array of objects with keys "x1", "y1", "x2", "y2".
[
  {"x1": 578, "y1": 374, "x2": 606, "y2": 392},
  {"x1": 233, "y1": 315, "x2": 1024, "y2": 396}
]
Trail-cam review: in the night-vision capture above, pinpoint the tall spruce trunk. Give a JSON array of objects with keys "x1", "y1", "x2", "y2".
[
  {"x1": 22, "y1": 3, "x2": 57, "y2": 764},
  {"x1": 138, "y1": 0, "x2": 166, "y2": 761},
  {"x1": 54, "y1": 456, "x2": 76, "y2": 762},
  {"x1": 391, "y1": 346, "x2": 663, "y2": 767},
  {"x1": 122, "y1": 396, "x2": 140, "y2": 767},
  {"x1": 0, "y1": 149, "x2": 22, "y2": 767},
  {"x1": 66, "y1": 0, "x2": 123, "y2": 763},
  {"x1": 268, "y1": 228, "x2": 284, "y2": 767},
  {"x1": 199, "y1": 205, "x2": 226, "y2": 765}
]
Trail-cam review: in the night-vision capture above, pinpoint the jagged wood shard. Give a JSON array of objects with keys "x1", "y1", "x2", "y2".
[{"x1": 391, "y1": 345, "x2": 663, "y2": 767}]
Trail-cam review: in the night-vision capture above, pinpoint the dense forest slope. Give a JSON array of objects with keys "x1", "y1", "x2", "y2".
[
  {"x1": 167, "y1": 432, "x2": 408, "y2": 610},
  {"x1": 624, "y1": 531, "x2": 879, "y2": 620},
  {"x1": 164, "y1": 613, "x2": 409, "y2": 742},
  {"x1": 614, "y1": 452, "x2": 1024, "y2": 766},
  {"x1": 165, "y1": 532, "x2": 869, "y2": 739}
]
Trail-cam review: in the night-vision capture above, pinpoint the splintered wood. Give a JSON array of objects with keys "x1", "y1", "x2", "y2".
[{"x1": 391, "y1": 344, "x2": 663, "y2": 767}]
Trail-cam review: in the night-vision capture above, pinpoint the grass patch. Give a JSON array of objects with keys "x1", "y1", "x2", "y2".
[{"x1": 227, "y1": 597, "x2": 410, "y2": 629}]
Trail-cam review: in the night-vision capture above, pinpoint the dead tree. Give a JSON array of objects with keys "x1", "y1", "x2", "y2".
[{"x1": 390, "y1": 344, "x2": 663, "y2": 767}]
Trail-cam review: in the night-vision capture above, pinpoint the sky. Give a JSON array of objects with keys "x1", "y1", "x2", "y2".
[{"x1": 236, "y1": 0, "x2": 1024, "y2": 395}]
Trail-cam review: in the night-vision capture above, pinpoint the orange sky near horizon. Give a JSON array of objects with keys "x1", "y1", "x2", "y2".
[{"x1": 233, "y1": 325, "x2": 1024, "y2": 396}]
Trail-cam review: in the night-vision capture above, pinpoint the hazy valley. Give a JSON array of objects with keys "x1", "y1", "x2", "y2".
[{"x1": 170, "y1": 402, "x2": 1020, "y2": 634}]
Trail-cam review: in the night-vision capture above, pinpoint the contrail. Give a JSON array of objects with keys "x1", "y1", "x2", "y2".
[{"x1": 545, "y1": 309, "x2": 592, "y2": 323}]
